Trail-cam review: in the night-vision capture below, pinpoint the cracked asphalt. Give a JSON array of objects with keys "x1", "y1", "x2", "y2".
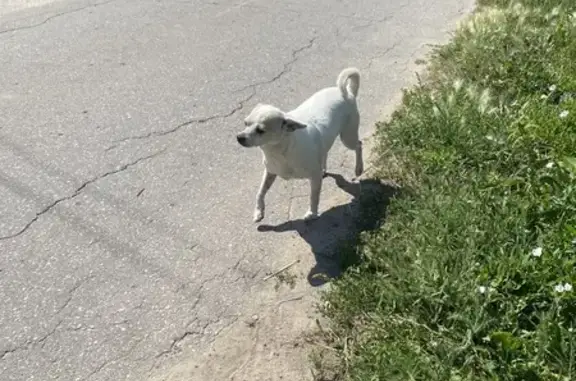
[{"x1": 0, "y1": 0, "x2": 474, "y2": 380}]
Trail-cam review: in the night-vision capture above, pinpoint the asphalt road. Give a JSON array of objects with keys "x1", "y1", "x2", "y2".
[{"x1": 0, "y1": 0, "x2": 473, "y2": 380}]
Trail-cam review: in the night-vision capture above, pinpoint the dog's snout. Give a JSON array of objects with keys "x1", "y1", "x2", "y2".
[{"x1": 237, "y1": 134, "x2": 247, "y2": 146}]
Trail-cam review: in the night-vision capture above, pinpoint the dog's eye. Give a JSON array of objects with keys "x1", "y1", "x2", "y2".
[{"x1": 255, "y1": 127, "x2": 265, "y2": 134}]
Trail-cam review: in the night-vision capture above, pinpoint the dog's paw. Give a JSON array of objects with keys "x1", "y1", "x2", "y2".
[
  {"x1": 303, "y1": 210, "x2": 319, "y2": 221},
  {"x1": 253, "y1": 209, "x2": 264, "y2": 223}
]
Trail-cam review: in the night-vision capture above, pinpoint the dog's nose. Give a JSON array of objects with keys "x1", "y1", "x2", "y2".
[{"x1": 237, "y1": 135, "x2": 247, "y2": 145}]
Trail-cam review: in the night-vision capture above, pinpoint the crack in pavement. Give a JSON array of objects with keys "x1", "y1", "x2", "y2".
[
  {"x1": 81, "y1": 333, "x2": 150, "y2": 381},
  {"x1": 109, "y1": 92, "x2": 256, "y2": 145},
  {"x1": 110, "y1": 36, "x2": 316, "y2": 147},
  {"x1": 331, "y1": 1, "x2": 409, "y2": 51},
  {"x1": 233, "y1": 36, "x2": 317, "y2": 94},
  {"x1": 153, "y1": 281, "x2": 209, "y2": 360},
  {"x1": 0, "y1": 276, "x2": 95, "y2": 360},
  {"x1": 55, "y1": 276, "x2": 95, "y2": 316},
  {"x1": 391, "y1": 42, "x2": 435, "y2": 80},
  {"x1": 0, "y1": 320, "x2": 63, "y2": 360},
  {"x1": 0, "y1": 0, "x2": 120, "y2": 35},
  {"x1": 364, "y1": 40, "x2": 402, "y2": 71},
  {"x1": 152, "y1": 267, "x2": 240, "y2": 366},
  {"x1": 154, "y1": 329, "x2": 200, "y2": 360},
  {"x1": 147, "y1": 313, "x2": 240, "y2": 377},
  {"x1": 0, "y1": 150, "x2": 165, "y2": 241}
]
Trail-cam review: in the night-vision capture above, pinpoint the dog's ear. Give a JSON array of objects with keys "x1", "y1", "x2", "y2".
[{"x1": 282, "y1": 116, "x2": 306, "y2": 132}]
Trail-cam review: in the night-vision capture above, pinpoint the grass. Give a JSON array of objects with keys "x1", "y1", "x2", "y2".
[{"x1": 316, "y1": 1, "x2": 576, "y2": 380}]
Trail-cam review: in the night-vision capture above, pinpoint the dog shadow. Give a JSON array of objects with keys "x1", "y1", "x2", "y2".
[{"x1": 258, "y1": 173, "x2": 396, "y2": 287}]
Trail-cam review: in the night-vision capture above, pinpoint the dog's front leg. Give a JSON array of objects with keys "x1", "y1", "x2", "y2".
[
  {"x1": 254, "y1": 170, "x2": 277, "y2": 222},
  {"x1": 303, "y1": 174, "x2": 322, "y2": 221}
]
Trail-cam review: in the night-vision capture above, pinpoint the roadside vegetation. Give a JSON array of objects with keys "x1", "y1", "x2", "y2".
[{"x1": 316, "y1": 1, "x2": 576, "y2": 380}]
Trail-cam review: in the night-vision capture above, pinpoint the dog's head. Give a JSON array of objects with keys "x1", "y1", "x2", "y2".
[{"x1": 236, "y1": 103, "x2": 306, "y2": 148}]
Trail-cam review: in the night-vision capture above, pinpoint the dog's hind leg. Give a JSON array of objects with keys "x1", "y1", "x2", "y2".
[
  {"x1": 339, "y1": 111, "x2": 364, "y2": 177},
  {"x1": 254, "y1": 169, "x2": 277, "y2": 222}
]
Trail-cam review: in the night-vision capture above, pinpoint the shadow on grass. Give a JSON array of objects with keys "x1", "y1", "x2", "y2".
[{"x1": 258, "y1": 173, "x2": 396, "y2": 287}]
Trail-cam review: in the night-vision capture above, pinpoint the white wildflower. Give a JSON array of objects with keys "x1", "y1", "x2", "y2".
[
  {"x1": 549, "y1": 84, "x2": 557, "y2": 92},
  {"x1": 554, "y1": 283, "x2": 573, "y2": 293},
  {"x1": 485, "y1": 134, "x2": 503, "y2": 144},
  {"x1": 540, "y1": 94, "x2": 548, "y2": 100},
  {"x1": 478, "y1": 286, "x2": 495, "y2": 294},
  {"x1": 478, "y1": 88, "x2": 491, "y2": 114},
  {"x1": 561, "y1": 93, "x2": 574, "y2": 103},
  {"x1": 560, "y1": 110, "x2": 569, "y2": 119},
  {"x1": 545, "y1": 162, "x2": 555, "y2": 169},
  {"x1": 531, "y1": 247, "x2": 543, "y2": 257},
  {"x1": 453, "y1": 79, "x2": 464, "y2": 92}
]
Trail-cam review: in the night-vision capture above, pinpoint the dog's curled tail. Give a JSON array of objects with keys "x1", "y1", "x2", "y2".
[{"x1": 337, "y1": 67, "x2": 360, "y2": 99}]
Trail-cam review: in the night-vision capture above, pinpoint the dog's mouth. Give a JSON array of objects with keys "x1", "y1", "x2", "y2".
[{"x1": 236, "y1": 134, "x2": 251, "y2": 147}]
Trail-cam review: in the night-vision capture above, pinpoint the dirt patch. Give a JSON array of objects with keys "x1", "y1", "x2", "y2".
[{"x1": 149, "y1": 238, "x2": 319, "y2": 381}]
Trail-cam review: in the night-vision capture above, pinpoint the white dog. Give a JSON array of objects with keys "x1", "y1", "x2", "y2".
[{"x1": 236, "y1": 67, "x2": 363, "y2": 222}]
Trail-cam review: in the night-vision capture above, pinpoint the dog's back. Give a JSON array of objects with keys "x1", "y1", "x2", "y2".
[{"x1": 288, "y1": 68, "x2": 360, "y2": 154}]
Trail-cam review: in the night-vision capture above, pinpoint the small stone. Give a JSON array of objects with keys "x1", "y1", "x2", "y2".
[{"x1": 245, "y1": 314, "x2": 259, "y2": 328}]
